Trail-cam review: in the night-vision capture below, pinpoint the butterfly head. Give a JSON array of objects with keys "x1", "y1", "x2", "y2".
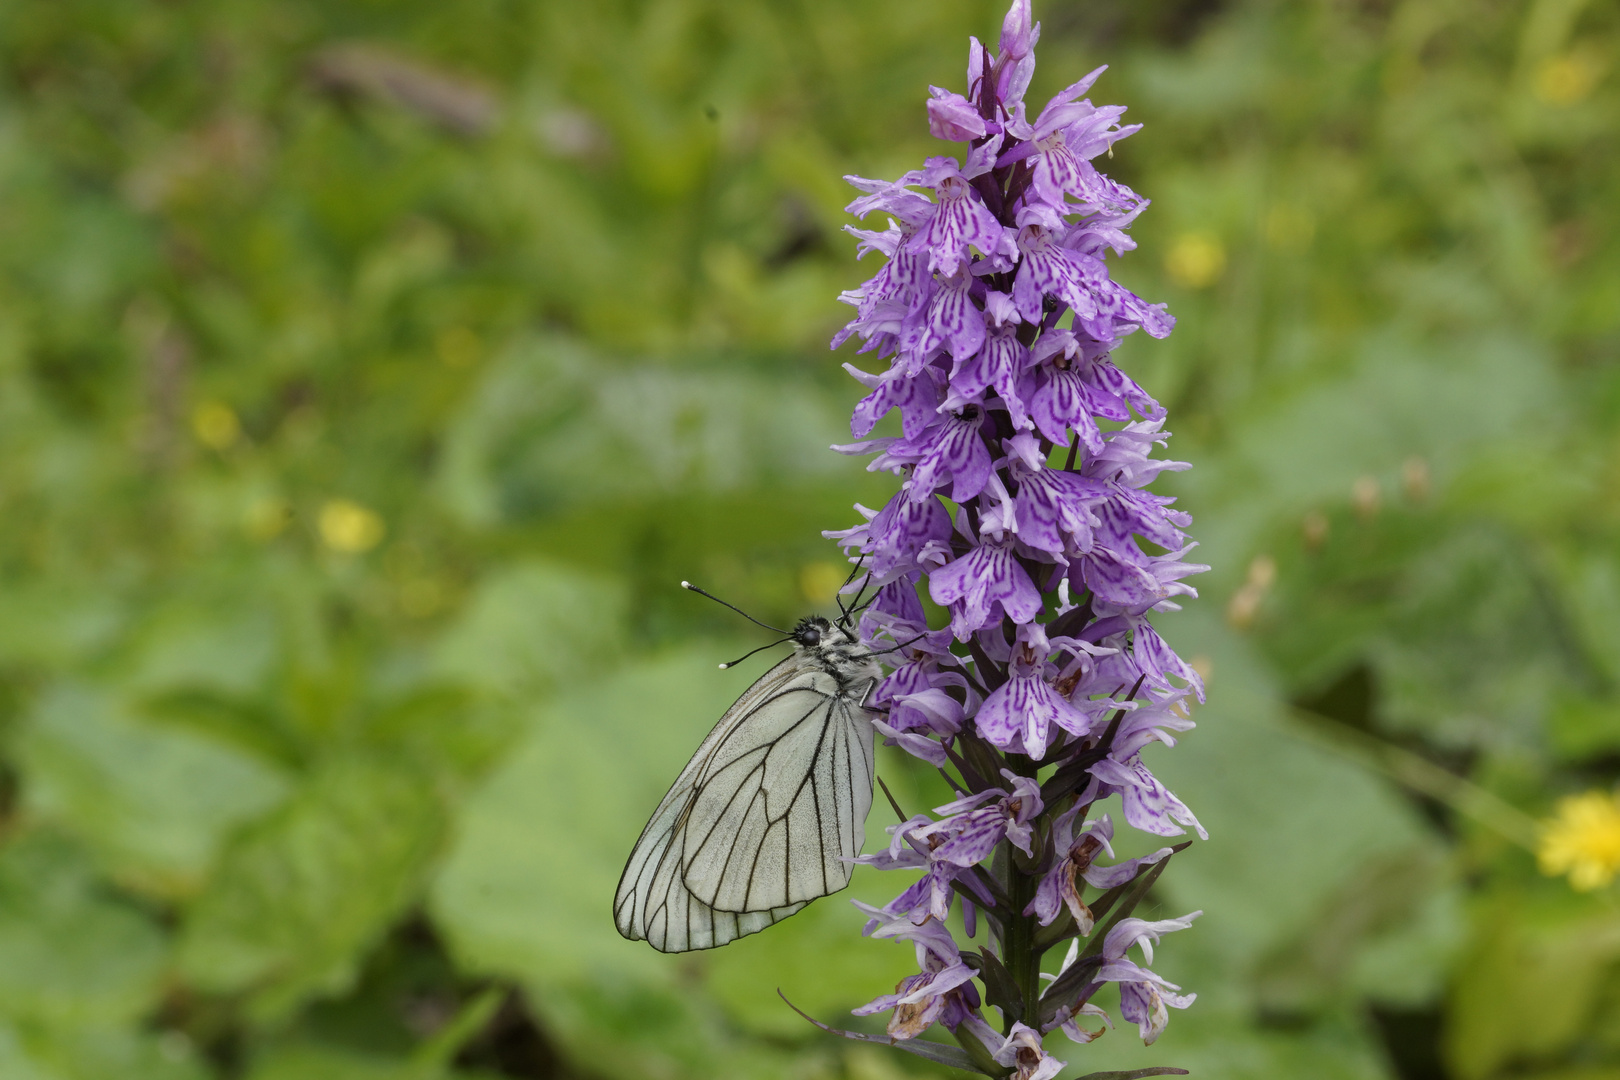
[
  {"x1": 791, "y1": 616, "x2": 830, "y2": 649},
  {"x1": 793, "y1": 616, "x2": 880, "y2": 688}
]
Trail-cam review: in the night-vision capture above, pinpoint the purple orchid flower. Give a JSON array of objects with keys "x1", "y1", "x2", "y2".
[
  {"x1": 1097, "y1": 913, "x2": 1203, "y2": 1044},
  {"x1": 992, "y1": 1023, "x2": 1066, "y2": 1080},
  {"x1": 921, "y1": 770, "x2": 1045, "y2": 864},
  {"x1": 852, "y1": 909, "x2": 983, "y2": 1037},
  {"x1": 1026, "y1": 811, "x2": 1174, "y2": 932},
  {"x1": 811, "y1": 1, "x2": 1210, "y2": 1073}
]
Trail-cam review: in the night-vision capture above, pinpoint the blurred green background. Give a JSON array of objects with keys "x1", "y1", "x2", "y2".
[{"x1": 1, "y1": 0, "x2": 1618, "y2": 1077}]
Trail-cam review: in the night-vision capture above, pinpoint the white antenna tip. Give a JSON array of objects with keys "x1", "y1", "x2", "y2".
[
  {"x1": 717, "y1": 663, "x2": 729, "y2": 669},
  {"x1": 680, "y1": 580, "x2": 693, "y2": 589}
]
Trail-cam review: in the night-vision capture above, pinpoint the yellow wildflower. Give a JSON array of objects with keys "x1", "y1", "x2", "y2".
[
  {"x1": 799, "y1": 561, "x2": 846, "y2": 606},
  {"x1": 1534, "y1": 53, "x2": 1600, "y2": 107},
  {"x1": 319, "y1": 498, "x2": 386, "y2": 554},
  {"x1": 1164, "y1": 231, "x2": 1226, "y2": 289},
  {"x1": 191, "y1": 401, "x2": 240, "y2": 450},
  {"x1": 1539, "y1": 790, "x2": 1620, "y2": 891}
]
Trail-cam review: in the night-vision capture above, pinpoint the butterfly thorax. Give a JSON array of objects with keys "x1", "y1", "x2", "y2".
[{"x1": 791, "y1": 616, "x2": 882, "y2": 692}]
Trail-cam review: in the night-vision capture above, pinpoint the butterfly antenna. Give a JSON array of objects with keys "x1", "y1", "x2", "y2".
[
  {"x1": 870, "y1": 630, "x2": 930, "y2": 656},
  {"x1": 836, "y1": 560, "x2": 872, "y2": 630},
  {"x1": 681, "y1": 581, "x2": 790, "y2": 635},
  {"x1": 717, "y1": 637, "x2": 793, "y2": 670},
  {"x1": 833, "y1": 555, "x2": 867, "y2": 623}
]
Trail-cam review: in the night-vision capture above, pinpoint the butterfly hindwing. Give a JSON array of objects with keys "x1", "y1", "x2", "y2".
[
  {"x1": 613, "y1": 637, "x2": 877, "y2": 953},
  {"x1": 684, "y1": 669, "x2": 868, "y2": 912}
]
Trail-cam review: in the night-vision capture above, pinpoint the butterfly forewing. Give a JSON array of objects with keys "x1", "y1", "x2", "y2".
[{"x1": 614, "y1": 632, "x2": 878, "y2": 953}]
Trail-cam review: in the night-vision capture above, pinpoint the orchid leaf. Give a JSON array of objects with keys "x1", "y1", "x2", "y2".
[
  {"x1": 974, "y1": 946, "x2": 1025, "y2": 1024},
  {"x1": 1091, "y1": 842, "x2": 1195, "y2": 923},
  {"x1": 776, "y1": 991, "x2": 991, "y2": 1075}
]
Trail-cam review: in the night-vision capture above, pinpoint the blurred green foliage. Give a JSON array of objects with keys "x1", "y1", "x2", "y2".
[{"x1": 0, "y1": 0, "x2": 1617, "y2": 1078}]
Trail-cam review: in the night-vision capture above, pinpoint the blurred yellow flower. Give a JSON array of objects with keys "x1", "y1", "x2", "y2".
[
  {"x1": 1539, "y1": 790, "x2": 1620, "y2": 891},
  {"x1": 799, "y1": 560, "x2": 846, "y2": 606},
  {"x1": 319, "y1": 498, "x2": 386, "y2": 553},
  {"x1": 191, "y1": 401, "x2": 241, "y2": 450},
  {"x1": 1164, "y1": 231, "x2": 1226, "y2": 289},
  {"x1": 1535, "y1": 53, "x2": 1600, "y2": 106}
]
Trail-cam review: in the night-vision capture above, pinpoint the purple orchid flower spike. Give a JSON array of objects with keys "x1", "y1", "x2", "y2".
[{"x1": 810, "y1": 1, "x2": 1209, "y2": 1076}]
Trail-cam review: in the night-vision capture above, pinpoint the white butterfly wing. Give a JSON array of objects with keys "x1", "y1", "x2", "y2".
[{"x1": 614, "y1": 654, "x2": 875, "y2": 953}]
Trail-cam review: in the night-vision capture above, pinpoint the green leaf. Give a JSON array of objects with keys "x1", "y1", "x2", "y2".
[
  {"x1": 1054, "y1": 996, "x2": 1391, "y2": 1080},
  {"x1": 8, "y1": 1026, "x2": 211, "y2": 1080},
  {"x1": 435, "y1": 338, "x2": 853, "y2": 525},
  {"x1": 0, "y1": 831, "x2": 167, "y2": 1027},
  {"x1": 139, "y1": 687, "x2": 306, "y2": 772},
  {"x1": 0, "y1": 1027, "x2": 53, "y2": 1080},
  {"x1": 243, "y1": 1045, "x2": 433, "y2": 1080},
  {"x1": 178, "y1": 757, "x2": 446, "y2": 1020},
  {"x1": 0, "y1": 581, "x2": 125, "y2": 671},
  {"x1": 1073, "y1": 1070, "x2": 1190, "y2": 1080},
  {"x1": 355, "y1": 684, "x2": 519, "y2": 792},
  {"x1": 1443, "y1": 894, "x2": 1620, "y2": 1080},
  {"x1": 119, "y1": 605, "x2": 278, "y2": 699},
  {"x1": 972, "y1": 947, "x2": 1024, "y2": 1025},
  {"x1": 1548, "y1": 692, "x2": 1620, "y2": 762},
  {"x1": 1253, "y1": 848, "x2": 1447, "y2": 1017},
  {"x1": 1195, "y1": 331, "x2": 1559, "y2": 546},
  {"x1": 19, "y1": 683, "x2": 287, "y2": 897},
  {"x1": 431, "y1": 559, "x2": 626, "y2": 699}
]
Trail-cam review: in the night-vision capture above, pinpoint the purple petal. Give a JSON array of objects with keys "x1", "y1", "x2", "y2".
[
  {"x1": 1089, "y1": 757, "x2": 1207, "y2": 839},
  {"x1": 932, "y1": 814, "x2": 1007, "y2": 866},
  {"x1": 976, "y1": 671, "x2": 1091, "y2": 759},
  {"x1": 910, "y1": 272, "x2": 987, "y2": 362},
  {"x1": 929, "y1": 542, "x2": 1042, "y2": 639},
  {"x1": 999, "y1": 0, "x2": 1034, "y2": 61},
  {"x1": 909, "y1": 409, "x2": 992, "y2": 503},
  {"x1": 1011, "y1": 466, "x2": 1103, "y2": 552},
  {"x1": 1082, "y1": 846, "x2": 1173, "y2": 890},
  {"x1": 910, "y1": 174, "x2": 1007, "y2": 277},
  {"x1": 851, "y1": 364, "x2": 941, "y2": 439},
  {"x1": 928, "y1": 88, "x2": 988, "y2": 142}
]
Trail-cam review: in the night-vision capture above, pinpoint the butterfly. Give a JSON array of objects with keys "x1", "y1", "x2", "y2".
[{"x1": 613, "y1": 586, "x2": 883, "y2": 953}]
